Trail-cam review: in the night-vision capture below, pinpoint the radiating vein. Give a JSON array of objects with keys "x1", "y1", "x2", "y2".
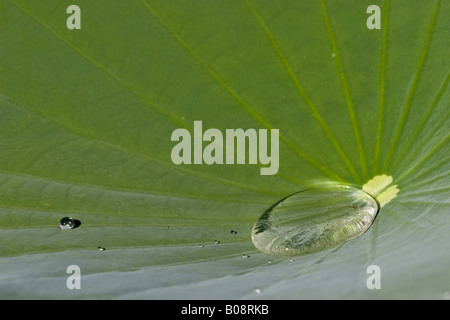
[
  {"x1": 8, "y1": 0, "x2": 187, "y2": 129},
  {"x1": 20, "y1": 136, "x2": 80, "y2": 172},
  {"x1": 0, "y1": 170, "x2": 263, "y2": 206},
  {"x1": 403, "y1": 170, "x2": 449, "y2": 191},
  {"x1": 139, "y1": 0, "x2": 346, "y2": 182},
  {"x1": 396, "y1": 200, "x2": 450, "y2": 206},
  {"x1": 5, "y1": 1, "x2": 304, "y2": 193},
  {"x1": 399, "y1": 156, "x2": 449, "y2": 187},
  {"x1": 398, "y1": 186, "x2": 449, "y2": 197},
  {"x1": 245, "y1": 0, "x2": 360, "y2": 183},
  {"x1": 383, "y1": 0, "x2": 441, "y2": 170},
  {"x1": 384, "y1": 209, "x2": 426, "y2": 229},
  {"x1": 391, "y1": 72, "x2": 450, "y2": 171},
  {"x1": 7, "y1": 0, "x2": 331, "y2": 188},
  {"x1": 320, "y1": 0, "x2": 368, "y2": 180},
  {"x1": 374, "y1": 0, "x2": 390, "y2": 174},
  {"x1": 0, "y1": 92, "x2": 278, "y2": 196},
  {"x1": 396, "y1": 137, "x2": 449, "y2": 184}
]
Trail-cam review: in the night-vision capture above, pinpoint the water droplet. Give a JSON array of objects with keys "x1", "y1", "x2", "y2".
[
  {"x1": 58, "y1": 217, "x2": 75, "y2": 230},
  {"x1": 97, "y1": 247, "x2": 105, "y2": 251},
  {"x1": 198, "y1": 244, "x2": 205, "y2": 248},
  {"x1": 242, "y1": 253, "x2": 250, "y2": 258},
  {"x1": 254, "y1": 288, "x2": 261, "y2": 294},
  {"x1": 230, "y1": 230, "x2": 237, "y2": 235},
  {"x1": 214, "y1": 240, "x2": 220, "y2": 244},
  {"x1": 268, "y1": 260, "x2": 272, "y2": 264},
  {"x1": 251, "y1": 185, "x2": 378, "y2": 256}
]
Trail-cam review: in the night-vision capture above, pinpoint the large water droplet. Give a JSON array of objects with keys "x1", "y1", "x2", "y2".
[
  {"x1": 251, "y1": 185, "x2": 378, "y2": 256},
  {"x1": 58, "y1": 217, "x2": 75, "y2": 230}
]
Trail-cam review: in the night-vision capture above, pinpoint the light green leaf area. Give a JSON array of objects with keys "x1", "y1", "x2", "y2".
[{"x1": 0, "y1": 0, "x2": 449, "y2": 299}]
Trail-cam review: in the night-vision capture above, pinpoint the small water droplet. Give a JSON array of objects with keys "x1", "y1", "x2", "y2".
[
  {"x1": 198, "y1": 244, "x2": 205, "y2": 248},
  {"x1": 59, "y1": 217, "x2": 75, "y2": 230},
  {"x1": 97, "y1": 247, "x2": 105, "y2": 251},
  {"x1": 242, "y1": 253, "x2": 250, "y2": 258},
  {"x1": 214, "y1": 240, "x2": 220, "y2": 244},
  {"x1": 251, "y1": 185, "x2": 378, "y2": 256},
  {"x1": 268, "y1": 260, "x2": 272, "y2": 264},
  {"x1": 254, "y1": 288, "x2": 261, "y2": 294},
  {"x1": 230, "y1": 230, "x2": 237, "y2": 235},
  {"x1": 289, "y1": 258, "x2": 294, "y2": 262}
]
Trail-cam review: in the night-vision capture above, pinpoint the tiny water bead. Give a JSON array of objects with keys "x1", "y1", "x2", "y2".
[
  {"x1": 251, "y1": 185, "x2": 379, "y2": 256},
  {"x1": 58, "y1": 217, "x2": 75, "y2": 230},
  {"x1": 230, "y1": 230, "x2": 237, "y2": 235}
]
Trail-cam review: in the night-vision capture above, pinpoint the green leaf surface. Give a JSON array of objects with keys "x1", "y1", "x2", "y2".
[{"x1": 0, "y1": 0, "x2": 449, "y2": 299}]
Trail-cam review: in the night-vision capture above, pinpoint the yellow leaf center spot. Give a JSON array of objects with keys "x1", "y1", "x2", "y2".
[{"x1": 362, "y1": 174, "x2": 399, "y2": 208}]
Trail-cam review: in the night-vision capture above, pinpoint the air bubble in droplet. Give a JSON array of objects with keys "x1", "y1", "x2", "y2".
[
  {"x1": 251, "y1": 185, "x2": 378, "y2": 256},
  {"x1": 58, "y1": 217, "x2": 75, "y2": 230}
]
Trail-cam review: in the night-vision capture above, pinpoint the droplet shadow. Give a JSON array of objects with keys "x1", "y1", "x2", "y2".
[{"x1": 73, "y1": 219, "x2": 82, "y2": 229}]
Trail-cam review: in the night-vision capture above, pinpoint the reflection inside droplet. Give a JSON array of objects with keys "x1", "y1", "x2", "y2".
[
  {"x1": 58, "y1": 217, "x2": 75, "y2": 230},
  {"x1": 251, "y1": 185, "x2": 379, "y2": 256}
]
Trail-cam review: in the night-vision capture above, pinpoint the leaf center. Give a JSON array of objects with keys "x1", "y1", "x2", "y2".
[{"x1": 362, "y1": 174, "x2": 399, "y2": 208}]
